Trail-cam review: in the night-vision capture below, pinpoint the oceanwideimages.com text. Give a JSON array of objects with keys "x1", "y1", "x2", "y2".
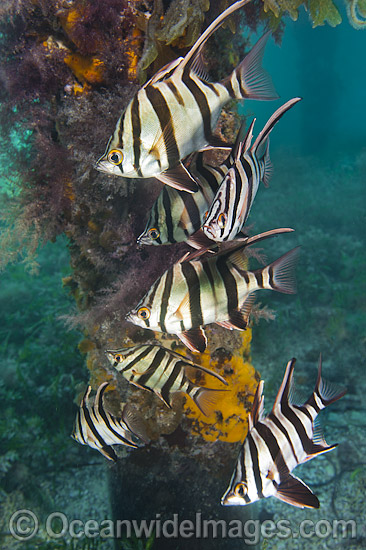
[{"x1": 8, "y1": 510, "x2": 357, "y2": 545}]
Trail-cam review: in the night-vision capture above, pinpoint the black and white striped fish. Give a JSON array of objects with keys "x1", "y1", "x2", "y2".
[
  {"x1": 136, "y1": 151, "x2": 230, "y2": 246},
  {"x1": 201, "y1": 98, "x2": 302, "y2": 243},
  {"x1": 95, "y1": 0, "x2": 278, "y2": 193},
  {"x1": 105, "y1": 343, "x2": 227, "y2": 416},
  {"x1": 71, "y1": 382, "x2": 148, "y2": 461},
  {"x1": 221, "y1": 356, "x2": 346, "y2": 509},
  {"x1": 126, "y1": 242, "x2": 299, "y2": 353}
]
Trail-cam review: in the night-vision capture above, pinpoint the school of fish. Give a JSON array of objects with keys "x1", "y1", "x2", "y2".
[{"x1": 71, "y1": 0, "x2": 346, "y2": 511}]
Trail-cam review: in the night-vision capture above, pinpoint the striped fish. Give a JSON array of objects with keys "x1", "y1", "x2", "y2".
[
  {"x1": 201, "y1": 98, "x2": 302, "y2": 242},
  {"x1": 95, "y1": 0, "x2": 278, "y2": 194},
  {"x1": 105, "y1": 343, "x2": 227, "y2": 416},
  {"x1": 126, "y1": 242, "x2": 299, "y2": 353},
  {"x1": 71, "y1": 382, "x2": 148, "y2": 461},
  {"x1": 221, "y1": 356, "x2": 346, "y2": 509},
  {"x1": 137, "y1": 151, "x2": 230, "y2": 246}
]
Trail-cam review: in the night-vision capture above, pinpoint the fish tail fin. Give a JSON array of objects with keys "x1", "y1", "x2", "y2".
[
  {"x1": 311, "y1": 354, "x2": 347, "y2": 410},
  {"x1": 190, "y1": 386, "x2": 227, "y2": 416},
  {"x1": 222, "y1": 32, "x2": 278, "y2": 101},
  {"x1": 263, "y1": 246, "x2": 300, "y2": 294}
]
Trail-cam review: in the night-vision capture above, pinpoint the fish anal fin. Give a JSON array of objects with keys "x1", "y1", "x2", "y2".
[
  {"x1": 178, "y1": 327, "x2": 207, "y2": 353},
  {"x1": 99, "y1": 445, "x2": 118, "y2": 462},
  {"x1": 216, "y1": 320, "x2": 235, "y2": 330},
  {"x1": 275, "y1": 474, "x2": 320, "y2": 509},
  {"x1": 156, "y1": 164, "x2": 198, "y2": 193},
  {"x1": 227, "y1": 310, "x2": 249, "y2": 330}
]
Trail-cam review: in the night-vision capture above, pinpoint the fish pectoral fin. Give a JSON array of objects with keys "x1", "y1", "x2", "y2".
[
  {"x1": 122, "y1": 403, "x2": 150, "y2": 444},
  {"x1": 178, "y1": 327, "x2": 207, "y2": 353},
  {"x1": 156, "y1": 164, "x2": 198, "y2": 193},
  {"x1": 186, "y1": 228, "x2": 217, "y2": 252},
  {"x1": 275, "y1": 474, "x2": 320, "y2": 509},
  {"x1": 192, "y1": 387, "x2": 227, "y2": 416}
]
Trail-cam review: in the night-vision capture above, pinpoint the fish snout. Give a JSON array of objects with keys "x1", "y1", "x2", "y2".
[{"x1": 202, "y1": 223, "x2": 217, "y2": 239}]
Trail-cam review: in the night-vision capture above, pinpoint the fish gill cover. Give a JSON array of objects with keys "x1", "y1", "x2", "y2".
[{"x1": 0, "y1": 0, "x2": 365, "y2": 549}]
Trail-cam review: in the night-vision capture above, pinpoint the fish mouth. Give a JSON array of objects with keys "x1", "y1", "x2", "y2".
[
  {"x1": 136, "y1": 234, "x2": 151, "y2": 246},
  {"x1": 220, "y1": 493, "x2": 244, "y2": 506},
  {"x1": 202, "y1": 224, "x2": 216, "y2": 239}
]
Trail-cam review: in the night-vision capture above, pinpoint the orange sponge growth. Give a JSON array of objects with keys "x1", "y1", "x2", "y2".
[{"x1": 182, "y1": 328, "x2": 259, "y2": 443}]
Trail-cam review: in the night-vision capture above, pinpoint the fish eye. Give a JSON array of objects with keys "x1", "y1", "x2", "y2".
[
  {"x1": 234, "y1": 482, "x2": 247, "y2": 497},
  {"x1": 114, "y1": 354, "x2": 122, "y2": 363},
  {"x1": 137, "y1": 307, "x2": 150, "y2": 320},
  {"x1": 148, "y1": 228, "x2": 160, "y2": 240},
  {"x1": 107, "y1": 149, "x2": 123, "y2": 165},
  {"x1": 218, "y1": 213, "x2": 227, "y2": 229}
]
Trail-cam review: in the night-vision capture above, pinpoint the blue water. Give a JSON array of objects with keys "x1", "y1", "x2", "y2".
[{"x1": 242, "y1": 8, "x2": 365, "y2": 154}]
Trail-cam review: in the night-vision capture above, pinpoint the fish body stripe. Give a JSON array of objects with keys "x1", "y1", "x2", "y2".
[
  {"x1": 166, "y1": 80, "x2": 185, "y2": 105},
  {"x1": 216, "y1": 256, "x2": 239, "y2": 317},
  {"x1": 180, "y1": 261, "x2": 203, "y2": 327},
  {"x1": 247, "y1": 433, "x2": 264, "y2": 499},
  {"x1": 131, "y1": 97, "x2": 142, "y2": 177},
  {"x1": 162, "y1": 186, "x2": 176, "y2": 244},
  {"x1": 145, "y1": 85, "x2": 180, "y2": 166}
]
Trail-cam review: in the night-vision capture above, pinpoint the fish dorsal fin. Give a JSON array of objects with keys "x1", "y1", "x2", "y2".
[
  {"x1": 178, "y1": 327, "x2": 207, "y2": 353},
  {"x1": 180, "y1": 0, "x2": 252, "y2": 74},
  {"x1": 190, "y1": 51, "x2": 210, "y2": 82},
  {"x1": 143, "y1": 58, "x2": 182, "y2": 87},
  {"x1": 275, "y1": 474, "x2": 320, "y2": 509},
  {"x1": 81, "y1": 385, "x2": 92, "y2": 407},
  {"x1": 156, "y1": 163, "x2": 199, "y2": 193},
  {"x1": 251, "y1": 97, "x2": 302, "y2": 158},
  {"x1": 249, "y1": 380, "x2": 265, "y2": 430},
  {"x1": 272, "y1": 358, "x2": 296, "y2": 413},
  {"x1": 94, "y1": 382, "x2": 109, "y2": 412},
  {"x1": 227, "y1": 246, "x2": 249, "y2": 271},
  {"x1": 234, "y1": 118, "x2": 255, "y2": 161}
]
